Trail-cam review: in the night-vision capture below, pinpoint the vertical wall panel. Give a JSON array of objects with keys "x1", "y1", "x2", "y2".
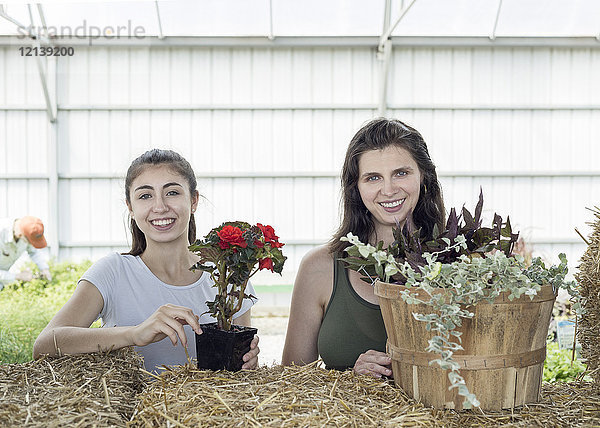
[
  {"x1": 432, "y1": 48, "x2": 453, "y2": 104},
  {"x1": 470, "y1": 48, "x2": 492, "y2": 105},
  {"x1": 0, "y1": 112, "x2": 6, "y2": 173},
  {"x1": 312, "y1": 111, "x2": 335, "y2": 171},
  {"x1": 170, "y1": 48, "x2": 192, "y2": 104},
  {"x1": 491, "y1": 49, "x2": 512, "y2": 104},
  {"x1": 530, "y1": 49, "x2": 552, "y2": 105},
  {"x1": 189, "y1": 111, "x2": 213, "y2": 172},
  {"x1": 149, "y1": 49, "x2": 171, "y2": 104},
  {"x1": 231, "y1": 48, "x2": 252, "y2": 104},
  {"x1": 2, "y1": 43, "x2": 599, "y2": 279},
  {"x1": 129, "y1": 49, "x2": 151, "y2": 104},
  {"x1": 291, "y1": 110, "x2": 312, "y2": 170},
  {"x1": 352, "y1": 49, "x2": 376, "y2": 104},
  {"x1": 251, "y1": 49, "x2": 272, "y2": 104},
  {"x1": 190, "y1": 48, "x2": 212, "y2": 104},
  {"x1": 0, "y1": 49, "x2": 6, "y2": 105},
  {"x1": 250, "y1": 111, "x2": 274, "y2": 172},
  {"x1": 291, "y1": 49, "x2": 311, "y2": 104},
  {"x1": 89, "y1": 48, "x2": 110, "y2": 104},
  {"x1": 451, "y1": 48, "x2": 473, "y2": 105},
  {"x1": 312, "y1": 49, "x2": 333, "y2": 104},
  {"x1": 89, "y1": 111, "x2": 110, "y2": 173},
  {"x1": 332, "y1": 48, "x2": 352, "y2": 104},
  {"x1": 108, "y1": 48, "x2": 130, "y2": 104},
  {"x1": 412, "y1": 48, "x2": 433, "y2": 103},
  {"x1": 272, "y1": 49, "x2": 293, "y2": 104},
  {"x1": 232, "y1": 111, "x2": 253, "y2": 170},
  {"x1": 65, "y1": 50, "x2": 89, "y2": 104},
  {"x1": 109, "y1": 111, "x2": 133, "y2": 172},
  {"x1": 6, "y1": 112, "x2": 28, "y2": 173},
  {"x1": 211, "y1": 49, "x2": 232, "y2": 104}
]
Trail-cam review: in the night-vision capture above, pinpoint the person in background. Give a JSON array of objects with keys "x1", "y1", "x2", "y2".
[
  {"x1": 282, "y1": 118, "x2": 445, "y2": 378},
  {"x1": 0, "y1": 216, "x2": 52, "y2": 288},
  {"x1": 34, "y1": 149, "x2": 259, "y2": 372}
]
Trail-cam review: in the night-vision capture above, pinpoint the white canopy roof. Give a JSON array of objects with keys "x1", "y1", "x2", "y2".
[{"x1": 1, "y1": 0, "x2": 599, "y2": 39}]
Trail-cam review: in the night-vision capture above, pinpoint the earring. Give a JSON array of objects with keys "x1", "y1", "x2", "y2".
[{"x1": 423, "y1": 184, "x2": 428, "y2": 194}]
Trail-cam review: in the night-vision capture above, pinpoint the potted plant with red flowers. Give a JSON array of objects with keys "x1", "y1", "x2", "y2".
[{"x1": 189, "y1": 221, "x2": 286, "y2": 371}]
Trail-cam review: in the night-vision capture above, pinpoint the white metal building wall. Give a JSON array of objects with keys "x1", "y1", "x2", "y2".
[{"x1": 1, "y1": 43, "x2": 599, "y2": 282}]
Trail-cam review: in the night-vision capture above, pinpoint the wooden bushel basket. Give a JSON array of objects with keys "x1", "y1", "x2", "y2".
[{"x1": 374, "y1": 280, "x2": 556, "y2": 410}]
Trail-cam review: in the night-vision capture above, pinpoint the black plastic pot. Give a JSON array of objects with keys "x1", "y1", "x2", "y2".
[{"x1": 195, "y1": 323, "x2": 258, "y2": 371}]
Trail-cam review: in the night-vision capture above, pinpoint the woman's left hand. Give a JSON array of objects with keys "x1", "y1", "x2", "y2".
[
  {"x1": 353, "y1": 349, "x2": 392, "y2": 378},
  {"x1": 241, "y1": 335, "x2": 260, "y2": 369}
]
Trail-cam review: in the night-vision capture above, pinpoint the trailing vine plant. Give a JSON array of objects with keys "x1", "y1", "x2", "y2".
[{"x1": 340, "y1": 189, "x2": 581, "y2": 409}]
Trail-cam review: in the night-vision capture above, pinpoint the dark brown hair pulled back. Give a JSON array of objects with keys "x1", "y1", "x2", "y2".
[{"x1": 123, "y1": 149, "x2": 198, "y2": 256}]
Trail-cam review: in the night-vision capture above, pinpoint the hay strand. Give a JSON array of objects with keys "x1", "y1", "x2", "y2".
[
  {"x1": 129, "y1": 363, "x2": 600, "y2": 427},
  {"x1": 575, "y1": 206, "x2": 600, "y2": 384},
  {"x1": 1, "y1": 343, "x2": 598, "y2": 426},
  {"x1": 0, "y1": 347, "x2": 146, "y2": 427}
]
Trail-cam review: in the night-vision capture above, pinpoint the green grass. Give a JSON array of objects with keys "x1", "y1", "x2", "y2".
[
  {"x1": 253, "y1": 284, "x2": 293, "y2": 294},
  {"x1": 543, "y1": 341, "x2": 591, "y2": 382},
  {"x1": 0, "y1": 260, "x2": 92, "y2": 363}
]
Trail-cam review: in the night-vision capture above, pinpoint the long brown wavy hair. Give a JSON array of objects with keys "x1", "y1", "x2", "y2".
[
  {"x1": 123, "y1": 149, "x2": 198, "y2": 256},
  {"x1": 328, "y1": 118, "x2": 445, "y2": 254}
]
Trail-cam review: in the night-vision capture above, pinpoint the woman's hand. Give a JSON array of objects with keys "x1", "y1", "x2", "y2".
[
  {"x1": 131, "y1": 303, "x2": 202, "y2": 348},
  {"x1": 353, "y1": 350, "x2": 393, "y2": 378},
  {"x1": 242, "y1": 335, "x2": 260, "y2": 369}
]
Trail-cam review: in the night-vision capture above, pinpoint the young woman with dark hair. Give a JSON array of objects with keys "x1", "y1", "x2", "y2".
[
  {"x1": 282, "y1": 118, "x2": 445, "y2": 377},
  {"x1": 34, "y1": 149, "x2": 259, "y2": 372}
]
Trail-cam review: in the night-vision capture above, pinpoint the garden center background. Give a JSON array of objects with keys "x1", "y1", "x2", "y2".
[{"x1": 1, "y1": 0, "x2": 600, "y2": 290}]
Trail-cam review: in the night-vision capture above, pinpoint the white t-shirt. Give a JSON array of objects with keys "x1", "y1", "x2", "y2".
[{"x1": 79, "y1": 252, "x2": 257, "y2": 372}]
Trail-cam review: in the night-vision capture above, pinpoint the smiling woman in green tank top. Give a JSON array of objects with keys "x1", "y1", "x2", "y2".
[{"x1": 282, "y1": 118, "x2": 446, "y2": 377}]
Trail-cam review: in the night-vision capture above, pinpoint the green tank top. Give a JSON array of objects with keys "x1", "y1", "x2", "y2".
[{"x1": 317, "y1": 255, "x2": 387, "y2": 370}]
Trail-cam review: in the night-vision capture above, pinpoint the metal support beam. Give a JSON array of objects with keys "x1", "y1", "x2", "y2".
[
  {"x1": 4, "y1": 170, "x2": 600, "y2": 181},
  {"x1": 490, "y1": 0, "x2": 503, "y2": 40},
  {"x1": 0, "y1": 5, "x2": 30, "y2": 34},
  {"x1": 377, "y1": 0, "x2": 418, "y2": 117},
  {"x1": 377, "y1": 0, "x2": 392, "y2": 117},
  {"x1": 9, "y1": 102, "x2": 600, "y2": 111},
  {"x1": 268, "y1": 0, "x2": 274, "y2": 40},
  {"x1": 46, "y1": 54, "x2": 59, "y2": 258},
  {"x1": 154, "y1": 1, "x2": 165, "y2": 40},
  {"x1": 378, "y1": 0, "x2": 417, "y2": 52},
  {"x1": 2, "y1": 35, "x2": 600, "y2": 48},
  {"x1": 377, "y1": 39, "x2": 392, "y2": 117},
  {"x1": 27, "y1": 4, "x2": 56, "y2": 122},
  {"x1": 36, "y1": 3, "x2": 49, "y2": 39}
]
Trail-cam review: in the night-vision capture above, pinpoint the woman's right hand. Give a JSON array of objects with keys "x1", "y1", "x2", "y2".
[
  {"x1": 353, "y1": 349, "x2": 393, "y2": 378},
  {"x1": 130, "y1": 303, "x2": 202, "y2": 348}
]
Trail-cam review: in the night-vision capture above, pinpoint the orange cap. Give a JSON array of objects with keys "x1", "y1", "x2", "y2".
[{"x1": 20, "y1": 216, "x2": 47, "y2": 249}]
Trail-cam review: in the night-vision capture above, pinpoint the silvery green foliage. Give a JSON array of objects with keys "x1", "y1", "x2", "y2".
[{"x1": 342, "y1": 232, "x2": 577, "y2": 409}]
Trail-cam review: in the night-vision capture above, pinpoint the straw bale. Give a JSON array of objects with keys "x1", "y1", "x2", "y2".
[
  {"x1": 130, "y1": 362, "x2": 437, "y2": 427},
  {"x1": 130, "y1": 363, "x2": 600, "y2": 427},
  {"x1": 1, "y1": 350, "x2": 599, "y2": 427},
  {"x1": 435, "y1": 381, "x2": 600, "y2": 427},
  {"x1": 575, "y1": 207, "x2": 600, "y2": 384},
  {"x1": 0, "y1": 347, "x2": 147, "y2": 427}
]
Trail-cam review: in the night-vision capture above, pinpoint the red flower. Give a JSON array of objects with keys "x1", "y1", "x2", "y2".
[
  {"x1": 257, "y1": 223, "x2": 284, "y2": 248},
  {"x1": 254, "y1": 239, "x2": 264, "y2": 248},
  {"x1": 217, "y1": 225, "x2": 247, "y2": 248},
  {"x1": 258, "y1": 257, "x2": 274, "y2": 271}
]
